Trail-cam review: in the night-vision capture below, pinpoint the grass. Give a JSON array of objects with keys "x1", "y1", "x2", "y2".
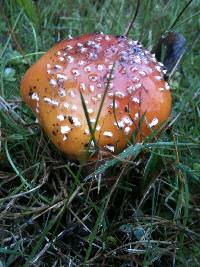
[{"x1": 0, "y1": 0, "x2": 200, "y2": 266}]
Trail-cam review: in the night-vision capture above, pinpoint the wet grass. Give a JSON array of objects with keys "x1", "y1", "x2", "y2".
[{"x1": 0, "y1": 0, "x2": 200, "y2": 266}]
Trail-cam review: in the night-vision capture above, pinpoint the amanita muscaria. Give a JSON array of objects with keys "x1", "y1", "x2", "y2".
[{"x1": 21, "y1": 33, "x2": 171, "y2": 160}]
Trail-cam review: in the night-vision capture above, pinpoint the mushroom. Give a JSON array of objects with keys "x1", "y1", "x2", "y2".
[{"x1": 20, "y1": 33, "x2": 171, "y2": 160}]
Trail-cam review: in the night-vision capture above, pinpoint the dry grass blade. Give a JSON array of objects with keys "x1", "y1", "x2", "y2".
[
  {"x1": 167, "y1": 0, "x2": 194, "y2": 31},
  {"x1": 124, "y1": 0, "x2": 140, "y2": 37}
]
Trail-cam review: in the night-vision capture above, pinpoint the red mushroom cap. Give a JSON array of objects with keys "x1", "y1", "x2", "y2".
[{"x1": 21, "y1": 33, "x2": 172, "y2": 160}]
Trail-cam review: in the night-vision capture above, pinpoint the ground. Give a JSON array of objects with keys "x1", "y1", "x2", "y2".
[{"x1": 0, "y1": 0, "x2": 200, "y2": 266}]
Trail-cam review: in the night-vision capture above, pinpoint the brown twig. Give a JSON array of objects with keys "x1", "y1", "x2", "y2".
[{"x1": 124, "y1": 0, "x2": 140, "y2": 37}]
